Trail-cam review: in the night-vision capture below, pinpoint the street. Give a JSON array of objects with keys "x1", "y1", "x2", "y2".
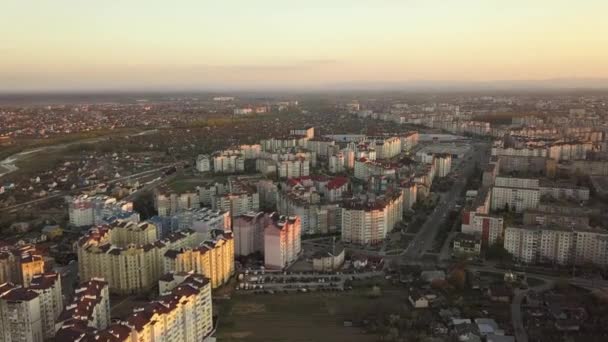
[{"x1": 401, "y1": 142, "x2": 489, "y2": 260}]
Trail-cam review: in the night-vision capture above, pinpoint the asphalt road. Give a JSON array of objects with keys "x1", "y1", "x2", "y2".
[{"x1": 401, "y1": 142, "x2": 489, "y2": 260}]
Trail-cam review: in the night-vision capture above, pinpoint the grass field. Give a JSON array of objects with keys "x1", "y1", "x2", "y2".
[
  {"x1": 166, "y1": 175, "x2": 228, "y2": 192},
  {"x1": 215, "y1": 280, "x2": 409, "y2": 342}
]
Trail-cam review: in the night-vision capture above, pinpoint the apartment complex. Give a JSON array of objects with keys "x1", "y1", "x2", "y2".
[
  {"x1": 212, "y1": 191, "x2": 260, "y2": 221},
  {"x1": 67, "y1": 195, "x2": 136, "y2": 227},
  {"x1": 57, "y1": 278, "x2": 110, "y2": 330},
  {"x1": 155, "y1": 191, "x2": 200, "y2": 217},
  {"x1": 55, "y1": 274, "x2": 213, "y2": 342},
  {"x1": 0, "y1": 284, "x2": 43, "y2": 342},
  {"x1": 504, "y1": 225, "x2": 608, "y2": 266},
  {"x1": 233, "y1": 212, "x2": 269, "y2": 256},
  {"x1": 461, "y1": 211, "x2": 504, "y2": 248},
  {"x1": 77, "y1": 221, "x2": 203, "y2": 294},
  {"x1": 341, "y1": 192, "x2": 403, "y2": 245},
  {"x1": 264, "y1": 215, "x2": 302, "y2": 269},
  {"x1": 28, "y1": 273, "x2": 63, "y2": 339},
  {"x1": 163, "y1": 233, "x2": 235, "y2": 289},
  {"x1": 0, "y1": 245, "x2": 45, "y2": 288},
  {"x1": 171, "y1": 207, "x2": 230, "y2": 237},
  {"x1": 354, "y1": 158, "x2": 397, "y2": 181}
]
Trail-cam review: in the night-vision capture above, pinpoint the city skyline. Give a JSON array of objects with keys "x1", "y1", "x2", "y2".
[{"x1": 2, "y1": 0, "x2": 608, "y2": 92}]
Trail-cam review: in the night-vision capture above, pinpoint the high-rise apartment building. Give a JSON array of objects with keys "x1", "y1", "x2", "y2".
[
  {"x1": 264, "y1": 215, "x2": 302, "y2": 269},
  {"x1": 0, "y1": 284, "x2": 43, "y2": 342},
  {"x1": 341, "y1": 193, "x2": 403, "y2": 245},
  {"x1": 28, "y1": 273, "x2": 63, "y2": 339},
  {"x1": 163, "y1": 233, "x2": 234, "y2": 289}
]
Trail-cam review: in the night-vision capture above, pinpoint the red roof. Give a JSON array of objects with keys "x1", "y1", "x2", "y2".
[{"x1": 326, "y1": 177, "x2": 349, "y2": 190}]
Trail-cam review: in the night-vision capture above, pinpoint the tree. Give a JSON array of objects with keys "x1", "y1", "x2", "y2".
[
  {"x1": 486, "y1": 239, "x2": 512, "y2": 263},
  {"x1": 448, "y1": 269, "x2": 467, "y2": 290}
]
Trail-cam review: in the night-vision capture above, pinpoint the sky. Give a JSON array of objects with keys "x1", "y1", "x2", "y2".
[{"x1": 1, "y1": 0, "x2": 608, "y2": 92}]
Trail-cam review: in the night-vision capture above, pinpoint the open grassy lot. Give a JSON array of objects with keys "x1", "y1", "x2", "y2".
[{"x1": 216, "y1": 280, "x2": 409, "y2": 342}]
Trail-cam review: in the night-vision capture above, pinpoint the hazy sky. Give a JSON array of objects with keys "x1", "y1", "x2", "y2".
[{"x1": 2, "y1": 0, "x2": 608, "y2": 91}]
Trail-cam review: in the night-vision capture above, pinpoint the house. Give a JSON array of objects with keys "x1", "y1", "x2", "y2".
[
  {"x1": 408, "y1": 289, "x2": 429, "y2": 309},
  {"x1": 474, "y1": 318, "x2": 501, "y2": 336},
  {"x1": 487, "y1": 285, "x2": 512, "y2": 302},
  {"x1": 452, "y1": 233, "x2": 481, "y2": 257}
]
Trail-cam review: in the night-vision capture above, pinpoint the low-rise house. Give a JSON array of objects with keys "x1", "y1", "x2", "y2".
[
  {"x1": 487, "y1": 285, "x2": 512, "y2": 302},
  {"x1": 408, "y1": 289, "x2": 429, "y2": 309}
]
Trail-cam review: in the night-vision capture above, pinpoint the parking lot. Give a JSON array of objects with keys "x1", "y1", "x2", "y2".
[{"x1": 237, "y1": 270, "x2": 384, "y2": 294}]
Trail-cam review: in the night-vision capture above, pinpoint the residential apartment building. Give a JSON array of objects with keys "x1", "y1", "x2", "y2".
[
  {"x1": 491, "y1": 186, "x2": 540, "y2": 213},
  {"x1": 341, "y1": 193, "x2": 403, "y2": 245},
  {"x1": 461, "y1": 212, "x2": 504, "y2": 248},
  {"x1": 504, "y1": 225, "x2": 608, "y2": 266},
  {"x1": 155, "y1": 191, "x2": 200, "y2": 217},
  {"x1": 163, "y1": 233, "x2": 234, "y2": 289},
  {"x1": 290, "y1": 127, "x2": 315, "y2": 139},
  {"x1": 305, "y1": 137, "x2": 335, "y2": 157},
  {"x1": 547, "y1": 141, "x2": 594, "y2": 161},
  {"x1": 264, "y1": 215, "x2": 302, "y2": 269},
  {"x1": 212, "y1": 152, "x2": 245, "y2": 173},
  {"x1": 28, "y1": 273, "x2": 63, "y2": 339},
  {"x1": 354, "y1": 158, "x2": 397, "y2": 181},
  {"x1": 400, "y1": 181, "x2": 417, "y2": 211},
  {"x1": 195, "y1": 154, "x2": 211, "y2": 172},
  {"x1": 277, "y1": 159, "x2": 310, "y2": 178},
  {"x1": 57, "y1": 278, "x2": 110, "y2": 331},
  {"x1": 277, "y1": 186, "x2": 341, "y2": 235},
  {"x1": 0, "y1": 245, "x2": 45, "y2": 287},
  {"x1": 77, "y1": 222, "x2": 203, "y2": 294},
  {"x1": 329, "y1": 153, "x2": 345, "y2": 174},
  {"x1": 171, "y1": 207, "x2": 230, "y2": 238},
  {"x1": 0, "y1": 284, "x2": 42, "y2": 342},
  {"x1": 55, "y1": 274, "x2": 213, "y2": 342},
  {"x1": 232, "y1": 212, "x2": 269, "y2": 256},
  {"x1": 212, "y1": 191, "x2": 260, "y2": 221},
  {"x1": 400, "y1": 131, "x2": 419, "y2": 152},
  {"x1": 368, "y1": 136, "x2": 401, "y2": 159},
  {"x1": 539, "y1": 180, "x2": 590, "y2": 201},
  {"x1": 67, "y1": 195, "x2": 136, "y2": 227},
  {"x1": 433, "y1": 153, "x2": 452, "y2": 178}
]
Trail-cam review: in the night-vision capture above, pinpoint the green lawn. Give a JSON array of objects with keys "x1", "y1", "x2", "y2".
[{"x1": 215, "y1": 280, "x2": 409, "y2": 342}]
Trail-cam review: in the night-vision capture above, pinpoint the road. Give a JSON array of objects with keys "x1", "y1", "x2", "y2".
[{"x1": 401, "y1": 142, "x2": 489, "y2": 260}]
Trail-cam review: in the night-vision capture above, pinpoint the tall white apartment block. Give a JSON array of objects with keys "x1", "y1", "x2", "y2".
[
  {"x1": 155, "y1": 191, "x2": 200, "y2": 217},
  {"x1": 433, "y1": 153, "x2": 452, "y2": 178},
  {"x1": 341, "y1": 193, "x2": 403, "y2": 245},
  {"x1": 0, "y1": 284, "x2": 43, "y2": 342},
  {"x1": 264, "y1": 215, "x2": 302, "y2": 269},
  {"x1": 233, "y1": 212, "x2": 269, "y2": 256},
  {"x1": 29, "y1": 273, "x2": 63, "y2": 339},
  {"x1": 504, "y1": 225, "x2": 608, "y2": 266},
  {"x1": 212, "y1": 192, "x2": 260, "y2": 220},
  {"x1": 67, "y1": 195, "x2": 136, "y2": 227},
  {"x1": 329, "y1": 153, "x2": 345, "y2": 174},
  {"x1": 290, "y1": 127, "x2": 315, "y2": 139},
  {"x1": 195, "y1": 154, "x2": 211, "y2": 172},
  {"x1": 277, "y1": 159, "x2": 309, "y2": 178},
  {"x1": 491, "y1": 187, "x2": 539, "y2": 213},
  {"x1": 461, "y1": 211, "x2": 504, "y2": 248}
]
